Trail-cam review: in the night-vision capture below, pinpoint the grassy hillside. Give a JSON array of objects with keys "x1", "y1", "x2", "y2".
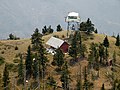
[{"x1": 0, "y1": 30, "x2": 120, "y2": 90}]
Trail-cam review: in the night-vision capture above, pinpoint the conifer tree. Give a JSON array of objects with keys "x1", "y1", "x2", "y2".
[
  {"x1": 76, "y1": 80, "x2": 82, "y2": 90},
  {"x1": 101, "y1": 83, "x2": 105, "y2": 90},
  {"x1": 47, "y1": 25, "x2": 54, "y2": 34},
  {"x1": 103, "y1": 36, "x2": 109, "y2": 47},
  {"x1": 53, "y1": 48, "x2": 64, "y2": 70},
  {"x1": 69, "y1": 31, "x2": 78, "y2": 60},
  {"x1": 60, "y1": 62, "x2": 70, "y2": 90},
  {"x1": 47, "y1": 76, "x2": 56, "y2": 90},
  {"x1": 42, "y1": 26, "x2": 47, "y2": 35},
  {"x1": 99, "y1": 44, "x2": 105, "y2": 64},
  {"x1": 18, "y1": 54, "x2": 24, "y2": 84},
  {"x1": 76, "y1": 64, "x2": 82, "y2": 90},
  {"x1": 31, "y1": 28, "x2": 42, "y2": 51},
  {"x1": 83, "y1": 66, "x2": 89, "y2": 90},
  {"x1": 80, "y1": 18, "x2": 94, "y2": 34},
  {"x1": 38, "y1": 43, "x2": 48, "y2": 78},
  {"x1": 25, "y1": 46, "x2": 33, "y2": 79},
  {"x1": 2, "y1": 64, "x2": 10, "y2": 90},
  {"x1": 115, "y1": 34, "x2": 120, "y2": 46},
  {"x1": 94, "y1": 29, "x2": 98, "y2": 34},
  {"x1": 104, "y1": 47, "x2": 109, "y2": 65},
  {"x1": 32, "y1": 57, "x2": 38, "y2": 80},
  {"x1": 56, "y1": 24, "x2": 62, "y2": 31}
]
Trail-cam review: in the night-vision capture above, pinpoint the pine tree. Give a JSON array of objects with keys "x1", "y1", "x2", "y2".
[
  {"x1": 31, "y1": 28, "x2": 42, "y2": 51},
  {"x1": 25, "y1": 46, "x2": 33, "y2": 79},
  {"x1": 47, "y1": 25, "x2": 54, "y2": 34},
  {"x1": 101, "y1": 83, "x2": 105, "y2": 90},
  {"x1": 115, "y1": 34, "x2": 120, "y2": 46},
  {"x1": 37, "y1": 41, "x2": 48, "y2": 90},
  {"x1": 42, "y1": 26, "x2": 47, "y2": 35},
  {"x1": 83, "y1": 66, "x2": 89, "y2": 90},
  {"x1": 32, "y1": 56, "x2": 38, "y2": 80},
  {"x1": 18, "y1": 54, "x2": 24, "y2": 84},
  {"x1": 76, "y1": 64, "x2": 82, "y2": 90},
  {"x1": 56, "y1": 24, "x2": 62, "y2": 32},
  {"x1": 94, "y1": 29, "x2": 98, "y2": 34},
  {"x1": 60, "y1": 62, "x2": 70, "y2": 90},
  {"x1": 80, "y1": 18, "x2": 94, "y2": 34},
  {"x1": 103, "y1": 36, "x2": 109, "y2": 47},
  {"x1": 47, "y1": 76, "x2": 56, "y2": 90},
  {"x1": 104, "y1": 47, "x2": 109, "y2": 66},
  {"x1": 2, "y1": 64, "x2": 10, "y2": 90},
  {"x1": 69, "y1": 31, "x2": 78, "y2": 60},
  {"x1": 53, "y1": 48, "x2": 64, "y2": 70},
  {"x1": 38, "y1": 43, "x2": 48, "y2": 78},
  {"x1": 99, "y1": 44, "x2": 105, "y2": 64}
]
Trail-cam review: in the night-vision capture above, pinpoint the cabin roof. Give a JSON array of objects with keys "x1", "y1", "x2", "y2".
[
  {"x1": 46, "y1": 37, "x2": 64, "y2": 48},
  {"x1": 68, "y1": 12, "x2": 79, "y2": 17}
]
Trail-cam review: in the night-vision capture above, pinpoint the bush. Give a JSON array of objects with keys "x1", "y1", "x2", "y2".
[
  {"x1": 1, "y1": 51, "x2": 4, "y2": 54},
  {"x1": 0, "y1": 56, "x2": 5, "y2": 65},
  {"x1": 15, "y1": 46, "x2": 18, "y2": 50},
  {"x1": 13, "y1": 58, "x2": 20, "y2": 63}
]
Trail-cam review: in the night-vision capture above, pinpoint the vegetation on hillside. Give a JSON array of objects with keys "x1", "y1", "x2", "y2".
[{"x1": 0, "y1": 18, "x2": 120, "y2": 90}]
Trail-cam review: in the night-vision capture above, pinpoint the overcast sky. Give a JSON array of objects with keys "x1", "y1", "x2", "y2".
[{"x1": 0, "y1": 0, "x2": 120, "y2": 39}]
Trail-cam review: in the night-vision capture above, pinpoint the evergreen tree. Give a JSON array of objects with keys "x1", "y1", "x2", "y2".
[
  {"x1": 99, "y1": 44, "x2": 105, "y2": 64},
  {"x1": 88, "y1": 43, "x2": 99, "y2": 69},
  {"x1": 83, "y1": 66, "x2": 89, "y2": 90},
  {"x1": 115, "y1": 34, "x2": 120, "y2": 46},
  {"x1": 47, "y1": 76, "x2": 56, "y2": 90},
  {"x1": 32, "y1": 57, "x2": 38, "y2": 80},
  {"x1": 53, "y1": 48, "x2": 64, "y2": 70},
  {"x1": 80, "y1": 18, "x2": 94, "y2": 34},
  {"x1": 101, "y1": 83, "x2": 105, "y2": 90},
  {"x1": 76, "y1": 64, "x2": 82, "y2": 90},
  {"x1": 31, "y1": 28, "x2": 42, "y2": 51},
  {"x1": 104, "y1": 47, "x2": 109, "y2": 66},
  {"x1": 9, "y1": 33, "x2": 15, "y2": 40},
  {"x1": 38, "y1": 42, "x2": 48, "y2": 90},
  {"x1": 42, "y1": 26, "x2": 47, "y2": 35},
  {"x1": 47, "y1": 25, "x2": 54, "y2": 34},
  {"x1": 79, "y1": 44, "x2": 87, "y2": 58},
  {"x1": 103, "y1": 36, "x2": 109, "y2": 47},
  {"x1": 56, "y1": 24, "x2": 62, "y2": 32},
  {"x1": 60, "y1": 62, "x2": 70, "y2": 90},
  {"x1": 76, "y1": 80, "x2": 82, "y2": 90},
  {"x1": 94, "y1": 29, "x2": 98, "y2": 34},
  {"x1": 25, "y1": 46, "x2": 33, "y2": 79},
  {"x1": 18, "y1": 54, "x2": 24, "y2": 84},
  {"x1": 69, "y1": 31, "x2": 78, "y2": 60},
  {"x1": 2, "y1": 64, "x2": 10, "y2": 90}
]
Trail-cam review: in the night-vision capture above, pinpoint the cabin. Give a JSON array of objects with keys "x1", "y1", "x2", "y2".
[{"x1": 46, "y1": 37, "x2": 69, "y2": 53}]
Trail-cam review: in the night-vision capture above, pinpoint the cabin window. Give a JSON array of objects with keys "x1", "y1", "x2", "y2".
[{"x1": 68, "y1": 16, "x2": 77, "y2": 19}]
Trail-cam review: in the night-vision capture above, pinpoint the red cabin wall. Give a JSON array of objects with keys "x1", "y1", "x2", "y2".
[{"x1": 60, "y1": 42, "x2": 69, "y2": 53}]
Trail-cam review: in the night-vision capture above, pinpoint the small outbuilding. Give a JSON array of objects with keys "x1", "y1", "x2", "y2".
[{"x1": 46, "y1": 37, "x2": 69, "y2": 53}]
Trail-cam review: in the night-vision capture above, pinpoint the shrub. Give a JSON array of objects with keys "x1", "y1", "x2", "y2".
[
  {"x1": 1, "y1": 51, "x2": 4, "y2": 54},
  {"x1": 13, "y1": 58, "x2": 20, "y2": 63},
  {"x1": 0, "y1": 56, "x2": 5, "y2": 65},
  {"x1": 6, "y1": 63, "x2": 18, "y2": 72},
  {"x1": 15, "y1": 46, "x2": 18, "y2": 50}
]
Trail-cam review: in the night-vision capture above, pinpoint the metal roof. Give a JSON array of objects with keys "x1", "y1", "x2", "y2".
[
  {"x1": 46, "y1": 37, "x2": 64, "y2": 48},
  {"x1": 68, "y1": 12, "x2": 79, "y2": 16}
]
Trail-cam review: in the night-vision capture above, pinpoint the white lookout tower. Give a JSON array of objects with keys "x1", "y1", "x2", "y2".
[
  {"x1": 65, "y1": 12, "x2": 80, "y2": 23},
  {"x1": 65, "y1": 12, "x2": 80, "y2": 37}
]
